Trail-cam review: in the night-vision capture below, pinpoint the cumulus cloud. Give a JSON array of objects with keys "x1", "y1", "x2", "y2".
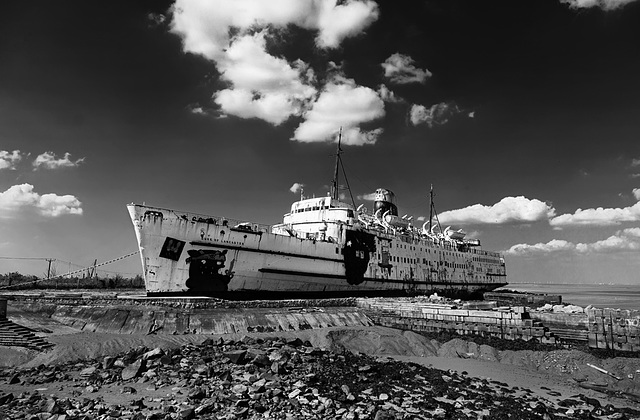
[
  {"x1": 0, "y1": 184, "x2": 83, "y2": 218},
  {"x1": 357, "y1": 192, "x2": 377, "y2": 201},
  {"x1": 548, "y1": 188, "x2": 640, "y2": 227},
  {"x1": 381, "y1": 53, "x2": 432, "y2": 84},
  {"x1": 169, "y1": 0, "x2": 381, "y2": 138},
  {"x1": 377, "y1": 84, "x2": 403, "y2": 103},
  {"x1": 505, "y1": 239, "x2": 576, "y2": 256},
  {"x1": 292, "y1": 79, "x2": 385, "y2": 145},
  {"x1": 560, "y1": 0, "x2": 639, "y2": 10},
  {"x1": 550, "y1": 203, "x2": 640, "y2": 227},
  {"x1": 0, "y1": 150, "x2": 23, "y2": 170},
  {"x1": 212, "y1": 32, "x2": 317, "y2": 125},
  {"x1": 171, "y1": 0, "x2": 379, "y2": 59},
  {"x1": 409, "y1": 102, "x2": 463, "y2": 127},
  {"x1": 290, "y1": 182, "x2": 304, "y2": 194},
  {"x1": 33, "y1": 152, "x2": 85, "y2": 170},
  {"x1": 439, "y1": 196, "x2": 556, "y2": 225},
  {"x1": 506, "y1": 228, "x2": 640, "y2": 256}
]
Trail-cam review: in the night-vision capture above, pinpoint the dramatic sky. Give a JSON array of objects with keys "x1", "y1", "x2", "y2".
[{"x1": 2, "y1": 0, "x2": 640, "y2": 285}]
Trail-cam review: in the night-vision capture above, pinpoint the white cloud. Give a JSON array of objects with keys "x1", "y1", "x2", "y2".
[
  {"x1": 560, "y1": 0, "x2": 638, "y2": 10},
  {"x1": 169, "y1": 0, "x2": 381, "y2": 134},
  {"x1": 631, "y1": 158, "x2": 640, "y2": 167},
  {"x1": 0, "y1": 150, "x2": 23, "y2": 170},
  {"x1": 292, "y1": 80, "x2": 385, "y2": 145},
  {"x1": 506, "y1": 228, "x2": 640, "y2": 256},
  {"x1": 377, "y1": 84, "x2": 403, "y2": 103},
  {"x1": 188, "y1": 105, "x2": 206, "y2": 115},
  {"x1": 33, "y1": 152, "x2": 84, "y2": 170},
  {"x1": 0, "y1": 184, "x2": 83, "y2": 218},
  {"x1": 439, "y1": 196, "x2": 556, "y2": 225},
  {"x1": 290, "y1": 183, "x2": 304, "y2": 194},
  {"x1": 170, "y1": 0, "x2": 379, "y2": 60},
  {"x1": 212, "y1": 32, "x2": 318, "y2": 125},
  {"x1": 505, "y1": 239, "x2": 576, "y2": 256},
  {"x1": 549, "y1": 188, "x2": 640, "y2": 227},
  {"x1": 312, "y1": 0, "x2": 380, "y2": 48},
  {"x1": 550, "y1": 202, "x2": 640, "y2": 227},
  {"x1": 381, "y1": 53, "x2": 432, "y2": 84},
  {"x1": 409, "y1": 102, "x2": 462, "y2": 127},
  {"x1": 357, "y1": 192, "x2": 377, "y2": 201}
]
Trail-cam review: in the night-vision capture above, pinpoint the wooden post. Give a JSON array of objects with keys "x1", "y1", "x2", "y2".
[
  {"x1": 610, "y1": 313, "x2": 615, "y2": 357},
  {"x1": 602, "y1": 315, "x2": 609, "y2": 350},
  {"x1": 0, "y1": 299, "x2": 6, "y2": 320}
]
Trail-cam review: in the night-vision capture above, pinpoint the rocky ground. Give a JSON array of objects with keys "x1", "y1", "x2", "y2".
[{"x1": 2, "y1": 335, "x2": 640, "y2": 420}]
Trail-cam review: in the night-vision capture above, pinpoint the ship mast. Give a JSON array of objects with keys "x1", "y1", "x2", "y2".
[
  {"x1": 329, "y1": 128, "x2": 356, "y2": 207},
  {"x1": 428, "y1": 184, "x2": 442, "y2": 233},
  {"x1": 331, "y1": 128, "x2": 342, "y2": 200}
]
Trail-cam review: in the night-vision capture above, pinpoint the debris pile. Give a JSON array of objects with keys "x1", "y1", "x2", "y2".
[{"x1": 2, "y1": 336, "x2": 639, "y2": 419}]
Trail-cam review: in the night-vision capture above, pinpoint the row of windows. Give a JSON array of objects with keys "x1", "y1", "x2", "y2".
[
  {"x1": 293, "y1": 205, "x2": 331, "y2": 213},
  {"x1": 388, "y1": 240, "x2": 498, "y2": 260},
  {"x1": 474, "y1": 257, "x2": 499, "y2": 264},
  {"x1": 378, "y1": 254, "x2": 472, "y2": 269},
  {"x1": 292, "y1": 207, "x2": 355, "y2": 217},
  {"x1": 389, "y1": 242, "x2": 470, "y2": 259}
]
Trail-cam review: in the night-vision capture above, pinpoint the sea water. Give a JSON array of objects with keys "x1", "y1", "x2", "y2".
[{"x1": 495, "y1": 283, "x2": 640, "y2": 312}]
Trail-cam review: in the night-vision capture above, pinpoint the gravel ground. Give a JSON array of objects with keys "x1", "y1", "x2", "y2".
[{"x1": 2, "y1": 335, "x2": 640, "y2": 419}]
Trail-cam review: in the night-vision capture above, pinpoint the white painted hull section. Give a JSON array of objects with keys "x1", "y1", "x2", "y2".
[{"x1": 127, "y1": 204, "x2": 507, "y2": 296}]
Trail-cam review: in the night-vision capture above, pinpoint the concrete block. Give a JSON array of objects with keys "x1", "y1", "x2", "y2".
[
  {"x1": 588, "y1": 334, "x2": 602, "y2": 349},
  {"x1": 615, "y1": 335, "x2": 628, "y2": 344},
  {"x1": 616, "y1": 342, "x2": 634, "y2": 352},
  {"x1": 439, "y1": 309, "x2": 469, "y2": 317},
  {"x1": 468, "y1": 310, "x2": 502, "y2": 319}
]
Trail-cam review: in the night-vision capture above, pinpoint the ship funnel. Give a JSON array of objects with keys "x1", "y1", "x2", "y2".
[{"x1": 373, "y1": 188, "x2": 398, "y2": 217}]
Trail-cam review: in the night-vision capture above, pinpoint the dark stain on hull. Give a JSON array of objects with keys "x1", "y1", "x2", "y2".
[{"x1": 185, "y1": 249, "x2": 234, "y2": 292}]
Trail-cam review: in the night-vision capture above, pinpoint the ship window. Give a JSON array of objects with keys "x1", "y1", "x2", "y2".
[
  {"x1": 335, "y1": 248, "x2": 339, "y2": 254},
  {"x1": 347, "y1": 210, "x2": 354, "y2": 218},
  {"x1": 313, "y1": 206, "x2": 319, "y2": 211}
]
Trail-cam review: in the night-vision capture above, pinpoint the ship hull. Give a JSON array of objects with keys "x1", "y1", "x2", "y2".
[{"x1": 128, "y1": 204, "x2": 507, "y2": 299}]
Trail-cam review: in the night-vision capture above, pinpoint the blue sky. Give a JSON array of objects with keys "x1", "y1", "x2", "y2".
[{"x1": 1, "y1": 0, "x2": 640, "y2": 284}]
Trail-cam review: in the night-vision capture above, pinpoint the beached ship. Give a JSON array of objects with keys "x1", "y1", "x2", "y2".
[{"x1": 127, "y1": 141, "x2": 507, "y2": 298}]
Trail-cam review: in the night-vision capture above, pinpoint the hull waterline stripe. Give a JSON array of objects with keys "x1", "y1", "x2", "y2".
[{"x1": 189, "y1": 241, "x2": 344, "y2": 263}]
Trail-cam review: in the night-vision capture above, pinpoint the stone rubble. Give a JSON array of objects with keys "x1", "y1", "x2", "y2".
[{"x1": 1, "y1": 336, "x2": 639, "y2": 419}]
